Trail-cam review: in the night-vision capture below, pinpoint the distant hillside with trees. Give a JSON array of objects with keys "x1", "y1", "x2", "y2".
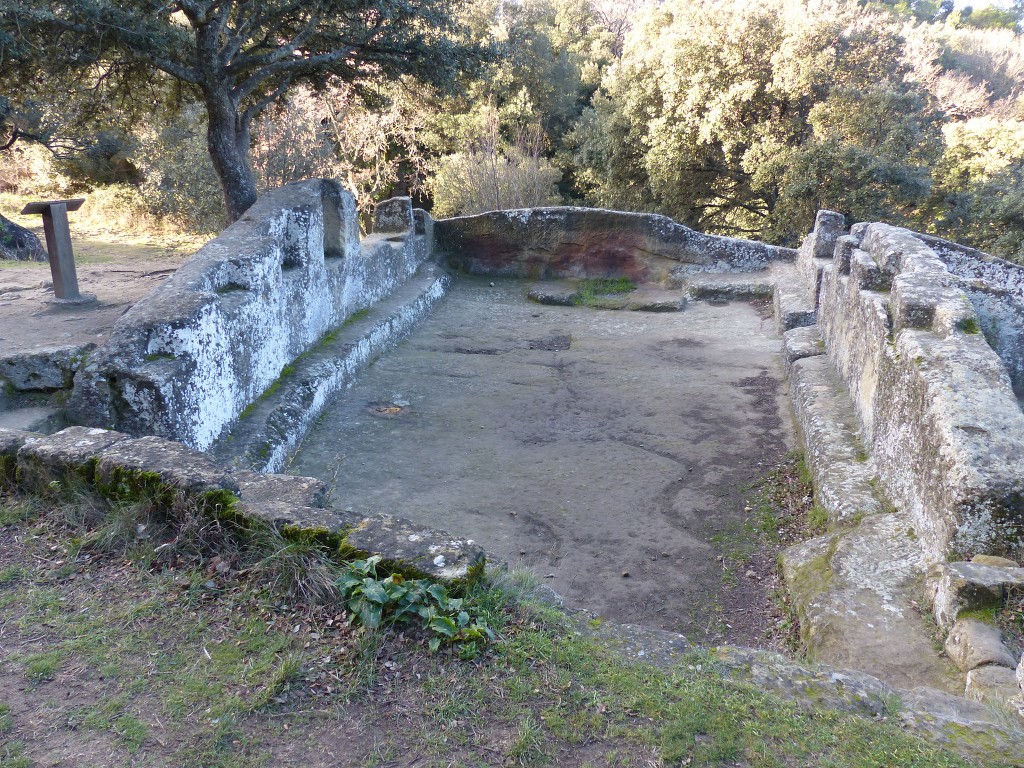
[{"x1": 2, "y1": 0, "x2": 1023, "y2": 261}]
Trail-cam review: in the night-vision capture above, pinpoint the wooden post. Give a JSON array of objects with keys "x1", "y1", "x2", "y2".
[{"x1": 20, "y1": 198, "x2": 94, "y2": 304}]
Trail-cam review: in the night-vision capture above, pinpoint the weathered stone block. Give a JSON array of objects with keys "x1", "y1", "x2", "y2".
[
  {"x1": 850, "y1": 249, "x2": 887, "y2": 291},
  {"x1": 0, "y1": 344, "x2": 93, "y2": 391},
  {"x1": 0, "y1": 426, "x2": 36, "y2": 486},
  {"x1": 233, "y1": 471, "x2": 327, "y2": 509},
  {"x1": 345, "y1": 514, "x2": 485, "y2": 581},
  {"x1": 94, "y1": 435, "x2": 239, "y2": 499},
  {"x1": 811, "y1": 209, "x2": 846, "y2": 259},
  {"x1": 964, "y1": 664, "x2": 1020, "y2": 707},
  {"x1": 973, "y1": 554, "x2": 1020, "y2": 568},
  {"x1": 435, "y1": 207, "x2": 794, "y2": 282},
  {"x1": 17, "y1": 426, "x2": 131, "y2": 487},
  {"x1": 834, "y1": 235, "x2": 857, "y2": 274},
  {"x1": 930, "y1": 561, "x2": 1024, "y2": 631},
  {"x1": 69, "y1": 180, "x2": 434, "y2": 452},
  {"x1": 374, "y1": 196, "x2": 414, "y2": 234},
  {"x1": 781, "y1": 326, "x2": 824, "y2": 378},
  {"x1": 944, "y1": 618, "x2": 1017, "y2": 671},
  {"x1": 0, "y1": 213, "x2": 46, "y2": 261}
]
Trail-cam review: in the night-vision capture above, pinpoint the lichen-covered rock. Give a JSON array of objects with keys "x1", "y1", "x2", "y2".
[
  {"x1": 972, "y1": 554, "x2": 1020, "y2": 568},
  {"x1": 435, "y1": 207, "x2": 794, "y2": 283},
  {"x1": 17, "y1": 426, "x2": 132, "y2": 486},
  {"x1": 0, "y1": 214, "x2": 46, "y2": 261},
  {"x1": 816, "y1": 222, "x2": 1024, "y2": 560},
  {"x1": 780, "y1": 513, "x2": 956, "y2": 692},
  {"x1": 944, "y1": 618, "x2": 1017, "y2": 671},
  {"x1": 95, "y1": 435, "x2": 239, "y2": 498},
  {"x1": 0, "y1": 426, "x2": 36, "y2": 485},
  {"x1": 0, "y1": 344, "x2": 93, "y2": 391},
  {"x1": 232, "y1": 471, "x2": 353, "y2": 533},
  {"x1": 964, "y1": 664, "x2": 1021, "y2": 707},
  {"x1": 70, "y1": 180, "x2": 434, "y2": 452},
  {"x1": 898, "y1": 686, "x2": 1024, "y2": 762},
  {"x1": 929, "y1": 561, "x2": 1024, "y2": 631},
  {"x1": 345, "y1": 514, "x2": 485, "y2": 581},
  {"x1": 787, "y1": 355, "x2": 881, "y2": 525},
  {"x1": 373, "y1": 196, "x2": 414, "y2": 233},
  {"x1": 1018, "y1": 653, "x2": 1024, "y2": 690},
  {"x1": 781, "y1": 326, "x2": 824, "y2": 377}
]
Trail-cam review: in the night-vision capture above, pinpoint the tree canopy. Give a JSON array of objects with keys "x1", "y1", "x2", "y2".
[{"x1": 1, "y1": 0, "x2": 482, "y2": 219}]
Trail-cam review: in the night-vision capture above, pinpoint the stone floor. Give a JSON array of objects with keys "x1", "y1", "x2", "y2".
[{"x1": 290, "y1": 277, "x2": 794, "y2": 643}]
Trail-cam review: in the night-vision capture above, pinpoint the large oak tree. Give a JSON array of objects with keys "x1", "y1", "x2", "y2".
[{"x1": 1, "y1": 0, "x2": 480, "y2": 220}]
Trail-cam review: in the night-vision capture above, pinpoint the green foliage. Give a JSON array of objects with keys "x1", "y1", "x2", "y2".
[
  {"x1": 430, "y1": 107, "x2": 563, "y2": 216},
  {"x1": 23, "y1": 650, "x2": 62, "y2": 682},
  {"x1": 928, "y1": 117, "x2": 1024, "y2": 261},
  {"x1": 336, "y1": 556, "x2": 495, "y2": 656},
  {"x1": 2, "y1": 0, "x2": 486, "y2": 219},
  {"x1": 570, "y1": 0, "x2": 943, "y2": 243}
]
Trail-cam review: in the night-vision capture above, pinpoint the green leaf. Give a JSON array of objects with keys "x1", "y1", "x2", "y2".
[
  {"x1": 360, "y1": 578, "x2": 390, "y2": 605},
  {"x1": 426, "y1": 583, "x2": 448, "y2": 604},
  {"x1": 429, "y1": 615, "x2": 458, "y2": 637},
  {"x1": 457, "y1": 610, "x2": 470, "y2": 627},
  {"x1": 355, "y1": 600, "x2": 383, "y2": 629},
  {"x1": 428, "y1": 636, "x2": 441, "y2": 653}
]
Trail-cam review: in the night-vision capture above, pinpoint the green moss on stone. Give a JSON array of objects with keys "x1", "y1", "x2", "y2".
[{"x1": 957, "y1": 317, "x2": 981, "y2": 335}]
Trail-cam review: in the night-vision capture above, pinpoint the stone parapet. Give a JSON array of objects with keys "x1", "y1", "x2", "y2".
[
  {"x1": 434, "y1": 207, "x2": 795, "y2": 283},
  {"x1": 69, "y1": 184, "x2": 433, "y2": 451},
  {"x1": 813, "y1": 220, "x2": 1024, "y2": 560}
]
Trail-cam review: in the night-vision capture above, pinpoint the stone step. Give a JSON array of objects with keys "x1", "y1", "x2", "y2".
[
  {"x1": 783, "y1": 353, "x2": 960, "y2": 693},
  {"x1": 788, "y1": 354, "x2": 881, "y2": 525},
  {"x1": 781, "y1": 325, "x2": 824, "y2": 378},
  {"x1": 0, "y1": 404, "x2": 65, "y2": 433},
  {"x1": 683, "y1": 271, "x2": 776, "y2": 301},
  {"x1": 774, "y1": 278, "x2": 817, "y2": 332},
  {"x1": 210, "y1": 264, "x2": 452, "y2": 473}
]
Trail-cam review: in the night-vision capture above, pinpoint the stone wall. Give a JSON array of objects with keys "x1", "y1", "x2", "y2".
[
  {"x1": 434, "y1": 207, "x2": 795, "y2": 282},
  {"x1": 917, "y1": 233, "x2": 1024, "y2": 398},
  {"x1": 809, "y1": 220, "x2": 1024, "y2": 560},
  {"x1": 70, "y1": 181, "x2": 433, "y2": 451}
]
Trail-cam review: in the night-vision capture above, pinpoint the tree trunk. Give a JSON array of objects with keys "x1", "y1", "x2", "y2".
[{"x1": 204, "y1": 88, "x2": 259, "y2": 222}]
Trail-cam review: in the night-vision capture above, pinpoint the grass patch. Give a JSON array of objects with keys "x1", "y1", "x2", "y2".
[
  {"x1": 23, "y1": 650, "x2": 62, "y2": 682},
  {"x1": 0, "y1": 703, "x2": 12, "y2": 735},
  {"x1": 0, "y1": 742, "x2": 30, "y2": 768},
  {"x1": 0, "y1": 488, "x2": 1014, "y2": 767},
  {"x1": 574, "y1": 277, "x2": 636, "y2": 306}
]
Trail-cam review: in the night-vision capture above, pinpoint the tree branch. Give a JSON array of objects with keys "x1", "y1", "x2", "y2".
[{"x1": 232, "y1": 46, "x2": 355, "y2": 104}]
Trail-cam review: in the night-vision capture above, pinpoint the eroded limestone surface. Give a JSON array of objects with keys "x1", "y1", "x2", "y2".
[{"x1": 289, "y1": 277, "x2": 791, "y2": 641}]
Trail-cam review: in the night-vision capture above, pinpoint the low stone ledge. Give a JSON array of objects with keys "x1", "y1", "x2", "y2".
[
  {"x1": 0, "y1": 344, "x2": 94, "y2": 392},
  {"x1": 773, "y1": 280, "x2": 816, "y2": 332},
  {"x1": 435, "y1": 207, "x2": 795, "y2": 283},
  {"x1": 0, "y1": 427, "x2": 35, "y2": 484},
  {"x1": 929, "y1": 561, "x2": 1024, "y2": 631},
  {"x1": 779, "y1": 511, "x2": 955, "y2": 692},
  {"x1": 944, "y1": 618, "x2": 1018, "y2": 672},
  {"x1": 781, "y1": 326, "x2": 823, "y2": 378},
  {"x1": 17, "y1": 426, "x2": 132, "y2": 487},
  {"x1": 344, "y1": 515, "x2": 485, "y2": 582},
  {"x1": 964, "y1": 665, "x2": 1021, "y2": 708},
  {"x1": 2, "y1": 426, "x2": 485, "y2": 585},
  {"x1": 788, "y1": 356, "x2": 881, "y2": 525},
  {"x1": 95, "y1": 435, "x2": 239, "y2": 499}
]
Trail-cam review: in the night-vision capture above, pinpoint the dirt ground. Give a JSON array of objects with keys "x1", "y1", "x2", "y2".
[
  {"x1": 0, "y1": 227, "x2": 203, "y2": 356},
  {"x1": 290, "y1": 278, "x2": 795, "y2": 646}
]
